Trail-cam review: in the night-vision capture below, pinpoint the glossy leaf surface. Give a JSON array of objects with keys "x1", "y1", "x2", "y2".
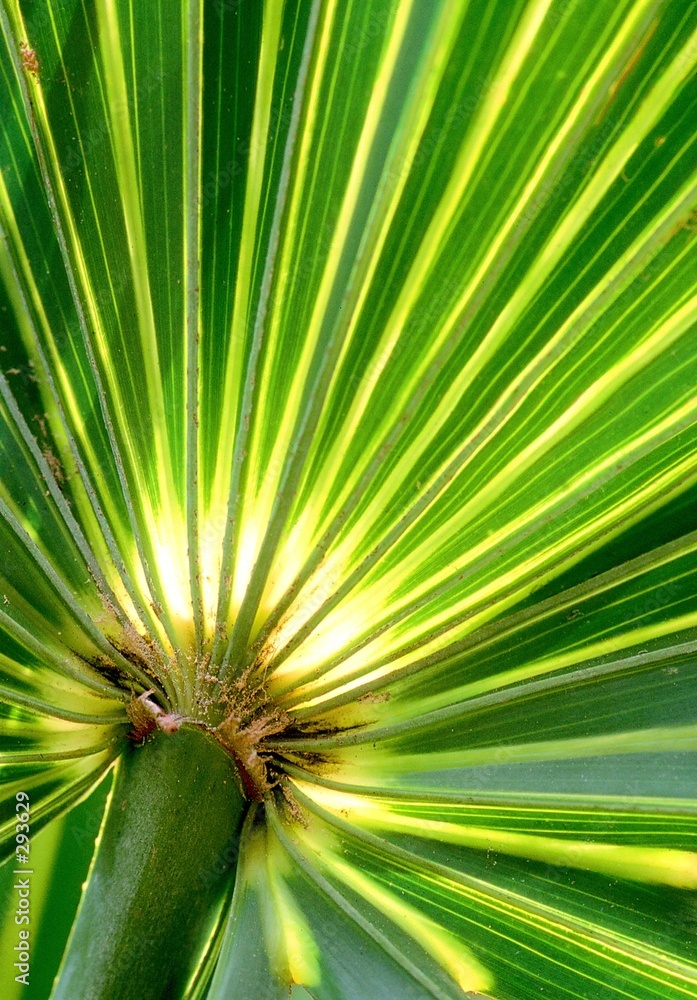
[{"x1": 0, "y1": 0, "x2": 695, "y2": 997}]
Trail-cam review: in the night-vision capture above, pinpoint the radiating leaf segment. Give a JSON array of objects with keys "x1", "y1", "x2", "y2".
[{"x1": 0, "y1": 0, "x2": 696, "y2": 997}]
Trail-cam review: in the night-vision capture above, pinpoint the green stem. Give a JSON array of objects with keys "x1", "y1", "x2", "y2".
[{"x1": 51, "y1": 725, "x2": 247, "y2": 1000}]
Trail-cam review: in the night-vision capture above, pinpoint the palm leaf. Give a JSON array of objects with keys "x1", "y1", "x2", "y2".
[{"x1": 0, "y1": 0, "x2": 696, "y2": 997}]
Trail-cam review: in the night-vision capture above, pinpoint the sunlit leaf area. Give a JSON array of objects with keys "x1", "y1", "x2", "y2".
[{"x1": 0, "y1": 0, "x2": 697, "y2": 997}]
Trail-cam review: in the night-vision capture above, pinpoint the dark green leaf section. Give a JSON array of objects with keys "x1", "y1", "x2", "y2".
[
  {"x1": 207, "y1": 810, "x2": 291, "y2": 1000},
  {"x1": 289, "y1": 796, "x2": 697, "y2": 1000},
  {"x1": 0, "y1": 0, "x2": 696, "y2": 998},
  {"x1": 267, "y1": 804, "x2": 490, "y2": 1000},
  {"x1": 51, "y1": 726, "x2": 246, "y2": 1000}
]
